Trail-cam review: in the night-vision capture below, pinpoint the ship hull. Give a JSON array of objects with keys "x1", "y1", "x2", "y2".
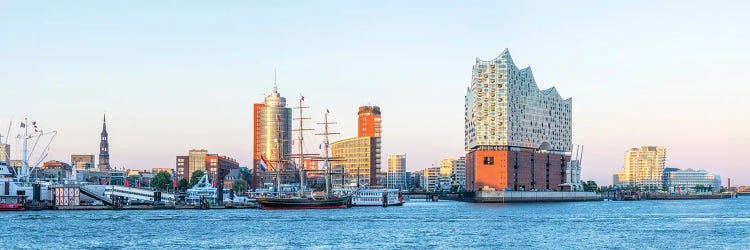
[
  {"x1": 257, "y1": 197, "x2": 347, "y2": 210},
  {"x1": 0, "y1": 204, "x2": 25, "y2": 211}
]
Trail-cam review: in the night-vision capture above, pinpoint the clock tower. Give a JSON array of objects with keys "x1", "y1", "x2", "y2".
[{"x1": 98, "y1": 114, "x2": 110, "y2": 170}]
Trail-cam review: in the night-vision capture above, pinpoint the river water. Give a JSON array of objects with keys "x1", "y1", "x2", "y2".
[{"x1": 1, "y1": 197, "x2": 748, "y2": 249}]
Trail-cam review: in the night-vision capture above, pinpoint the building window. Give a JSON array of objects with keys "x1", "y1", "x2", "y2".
[{"x1": 483, "y1": 157, "x2": 494, "y2": 165}]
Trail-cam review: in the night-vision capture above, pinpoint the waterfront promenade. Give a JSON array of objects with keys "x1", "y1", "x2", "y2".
[{"x1": 2, "y1": 197, "x2": 747, "y2": 249}]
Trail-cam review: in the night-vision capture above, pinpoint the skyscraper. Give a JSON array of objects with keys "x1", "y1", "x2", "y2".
[
  {"x1": 618, "y1": 146, "x2": 667, "y2": 190},
  {"x1": 252, "y1": 83, "x2": 292, "y2": 188},
  {"x1": 386, "y1": 153, "x2": 407, "y2": 190},
  {"x1": 465, "y1": 49, "x2": 572, "y2": 192},
  {"x1": 98, "y1": 114, "x2": 110, "y2": 170}
]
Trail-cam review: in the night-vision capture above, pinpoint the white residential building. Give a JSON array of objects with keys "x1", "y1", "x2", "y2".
[{"x1": 386, "y1": 154, "x2": 407, "y2": 190}]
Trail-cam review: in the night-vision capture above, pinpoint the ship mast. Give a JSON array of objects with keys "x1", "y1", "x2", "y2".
[
  {"x1": 290, "y1": 95, "x2": 314, "y2": 197},
  {"x1": 317, "y1": 110, "x2": 339, "y2": 196}
]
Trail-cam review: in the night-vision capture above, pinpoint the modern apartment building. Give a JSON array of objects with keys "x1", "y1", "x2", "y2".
[
  {"x1": 465, "y1": 49, "x2": 572, "y2": 191},
  {"x1": 386, "y1": 153, "x2": 407, "y2": 190},
  {"x1": 618, "y1": 146, "x2": 667, "y2": 190}
]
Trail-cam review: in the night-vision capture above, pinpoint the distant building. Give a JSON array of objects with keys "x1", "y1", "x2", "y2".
[
  {"x1": 439, "y1": 158, "x2": 454, "y2": 178},
  {"x1": 42, "y1": 160, "x2": 72, "y2": 170},
  {"x1": 151, "y1": 168, "x2": 174, "y2": 176},
  {"x1": 0, "y1": 143, "x2": 9, "y2": 164},
  {"x1": 612, "y1": 174, "x2": 621, "y2": 186},
  {"x1": 222, "y1": 167, "x2": 252, "y2": 191},
  {"x1": 252, "y1": 84, "x2": 292, "y2": 189},
  {"x1": 176, "y1": 149, "x2": 240, "y2": 182},
  {"x1": 419, "y1": 167, "x2": 441, "y2": 192},
  {"x1": 98, "y1": 115, "x2": 111, "y2": 170},
  {"x1": 662, "y1": 167, "x2": 680, "y2": 189},
  {"x1": 408, "y1": 171, "x2": 423, "y2": 190},
  {"x1": 331, "y1": 137, "x2": 381, "y2": 187},
  {"x1": 386, "y1": 154, "x2": 407, "y2": 190},
  {"x1": 452, "y1": 157, "x2": 466, "y2": 191},
  {"x1": 71, "y1": 155, "x2": 95, "y2": 170},
  {"x1": 664, "y1": 168, "x2": 721, "y2": 193},
  {"x1": 618, "y1": 146, "x2": 667, "y2": 190},
  {"x1": 465, "y1": 49, "x2": 572, "y2": 192},
  {"x1": 358, "y1": 106, "x2": 382, "y2": 138}
]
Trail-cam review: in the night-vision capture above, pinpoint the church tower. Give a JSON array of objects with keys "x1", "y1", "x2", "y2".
[{"x1": 98, "y1": 114, "x2": 110, "y2": 170}]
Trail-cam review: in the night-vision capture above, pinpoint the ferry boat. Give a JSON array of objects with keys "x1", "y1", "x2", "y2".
[{"x1": 350, "y1": 188, "x2": 404, "y2": 207}]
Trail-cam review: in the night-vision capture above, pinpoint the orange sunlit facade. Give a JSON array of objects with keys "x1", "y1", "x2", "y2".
[
  {"x1": 252, "y1": 103, "x2": 265, "y2": 187},
  {"x1": 357, "y1": 106, "x2": 381, "y2": 138}
]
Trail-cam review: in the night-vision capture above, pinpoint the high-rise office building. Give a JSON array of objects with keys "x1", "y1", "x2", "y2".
[
  {"x1": 331, "y1": 106, "x2": 384, "y2": 187},
  {"x1": 465, "y1": 49, "x2": 572, "y2": 191},
  {"x1": 386, "y1": 153, "x2": 407, "y2": 190},
  {"x1": 331, "y1": 137, "x2": 381, "y2": 187},
  {"x1": 618, "y1": 146, "x2": 667, "y2": 190},
  {"x1": 252, "y1": 84, "x2": 292, "y2": 188},
  {"x1": 358, "y1": 106, "x2": 381, "y2": 138}
]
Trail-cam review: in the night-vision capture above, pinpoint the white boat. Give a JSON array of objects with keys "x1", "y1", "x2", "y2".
[{"x1": 350, "y1": 188, "x2": 404, "y2": 207}]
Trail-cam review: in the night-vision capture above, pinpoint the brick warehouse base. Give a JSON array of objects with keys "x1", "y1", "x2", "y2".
[{"x1": 466, "y1": 147, "x2": 570, "y2": 191}]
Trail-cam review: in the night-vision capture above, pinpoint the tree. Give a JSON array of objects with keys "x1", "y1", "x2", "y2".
[
  {"x1": 178, "y1": 178, "x2": 189, "y2": 190},
  {"x1": 583, "y1": 180, "x2": 598, "y2": 192},
  {"x1": 189, "y1": 170, "x2": 205, "y2": 187},
  {"x1": 151, "y1": 171, "x2": 172, "y2": 191},
  {"x1": 232, "y1": 180, "x2": 248, "y2": 194}
]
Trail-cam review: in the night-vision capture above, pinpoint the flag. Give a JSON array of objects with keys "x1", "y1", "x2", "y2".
[
  {"x1": 301, "y1": 95, "x2": 305, "y2": 101},
  {"x1": 136, "y1": 181, "x2": 141, "y2": 188},
  {"x1": 211, "y1": 178, "x2": 217, "y2": 188},
  {"x1": 124, "y1": 178, "x2": 129, "y2": 187},
  {"x1": 277, "y1": 114, "x2": 281, "y2": 121},
  {"x1": 173, "y1": 178, "x2": 178, "y2": 188},
  {"x1": 20, "y1": 123, "x2": 25, "y2": 128},
  {"x1": 326, "y1": 109, "x2": 329, "y2": 114},
  {"x1": 259, "y1": 155, "x2": 269, "y2": 172},
  {"x1": 319, "y1": 144, "x2": 322, "y2": 149}
]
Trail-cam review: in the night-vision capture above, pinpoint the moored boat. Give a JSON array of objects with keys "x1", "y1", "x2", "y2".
[
  {"x1": 257, "y1": 196, "x2": 348, "y2": 210},
  {"x1": 350, "y1": 188, "x2": 404, "y2": 207}
]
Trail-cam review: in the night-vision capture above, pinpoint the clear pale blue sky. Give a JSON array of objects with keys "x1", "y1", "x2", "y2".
[{"x1": 2, "y1": 1, "x2": 748, "y2": 185}]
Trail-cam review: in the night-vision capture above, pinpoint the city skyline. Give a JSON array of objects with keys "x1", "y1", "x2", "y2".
[{"x1": 2, "y1": 1, "x2": 749, "y2": 186}]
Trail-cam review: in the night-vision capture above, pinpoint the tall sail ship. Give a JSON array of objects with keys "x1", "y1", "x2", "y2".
[{"x1": 256, "y1": 96, "x2": 349, "y2": 209}]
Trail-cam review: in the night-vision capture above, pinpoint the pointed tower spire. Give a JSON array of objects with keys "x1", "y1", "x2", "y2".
[{"x1": 99, "y1": 113, "x2": 110, "y2": 170}]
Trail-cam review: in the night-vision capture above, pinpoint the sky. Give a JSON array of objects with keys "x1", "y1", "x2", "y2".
[{"x1": 1, "y1": 1, "x2": 748, "y2": 186}]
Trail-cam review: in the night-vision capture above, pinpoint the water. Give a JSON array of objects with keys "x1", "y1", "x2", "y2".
[{"x1": 1, "y1": 197, "x2": 749, "y2": 249}]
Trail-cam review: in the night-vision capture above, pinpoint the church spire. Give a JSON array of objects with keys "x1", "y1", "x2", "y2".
[{"x1": 99, "y1": 113, "x2": 110, "y2": 170}]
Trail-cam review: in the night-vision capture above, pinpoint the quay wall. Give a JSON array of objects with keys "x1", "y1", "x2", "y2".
[{"x1": 469, "y1": 191, "x2": 602, "y2": 203}]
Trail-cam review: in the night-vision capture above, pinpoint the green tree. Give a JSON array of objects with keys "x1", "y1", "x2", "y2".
[
  {"x1": 189, "y1": 170, "x2": 205, "y2": 187},
  {"x1": 178, "y1": 178, "x2": 189, "y2": 190},
  {"x1": 583, "y1": 180, "x2": 598, "y2": 192},
  {"x1": 232, "y1": 179, "x2": 248, "y2": 194},
  {"x1": 150, "y1": 171, "x2": 172, "y2": 191}
]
